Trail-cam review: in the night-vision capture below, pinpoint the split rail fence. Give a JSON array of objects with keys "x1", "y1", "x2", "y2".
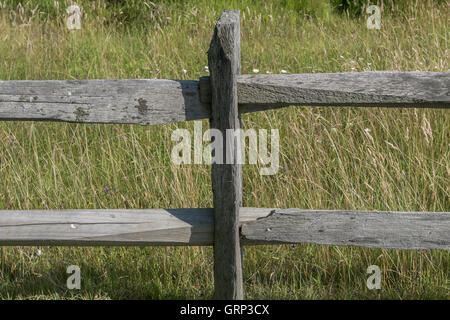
[{"x1": 0, "y1": 10, "x2": 449, "y2": 299}]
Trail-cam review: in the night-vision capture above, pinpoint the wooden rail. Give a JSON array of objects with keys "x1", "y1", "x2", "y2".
[
  {"x1": 0, "y1": 208, "x2": 267, "y2": 246},
  {"x1": 0, "y1": 208, "x2": 448, "y2": 250},
  {"x1": 1, "y1": 72, "x2": 448, "y2": 126},
  {"x1": 0, "y1": 79, "x2": 210, "y2": 126},
  {"x1": 0, "y1": 9, "x2": 449, "y2": 299},
  {"x1": 241, "y1": 209, "x2": 450, "y2": 250},
  {"x1": 202, "y1": 72, "x2": 450, "y2": 109}
]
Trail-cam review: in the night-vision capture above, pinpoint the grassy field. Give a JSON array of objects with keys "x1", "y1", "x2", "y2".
[{"x1": 0, "y1": 0, "x2": 448, "y2": 299}]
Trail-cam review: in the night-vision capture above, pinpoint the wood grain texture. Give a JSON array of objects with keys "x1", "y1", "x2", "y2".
[
  {"x1": 0, "y1": 79, "x2": 210, "y2": 125},
  {"x1": 2, "y1": 207, "x2": 447, "y2": 250},
  {"x1": 241, "y1": 209, "x2": 450, "y2": 250},
  {"x1": 200, "y1": 72, "x2": 450, "y2": 109},
  {"x1": 208, "y1": 10, "x2": 243, "y2": 300},
  {"x1": 0, "y1": 208, "x2": 271, "y2": 246},
  {"x1": 0, "y1": 71, "x2": 447, "y2": 128}
]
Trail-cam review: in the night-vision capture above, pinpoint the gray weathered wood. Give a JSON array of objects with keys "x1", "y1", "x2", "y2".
[
  {"x1": 0, "y1": 79, "x2": 210, "y2": 126},
  {"x1": 1, "y1": 208, "x2": 448, "y2": 249},
  {"x1": 0, "y1": 71, "x2": 447, "y2": 128},
  {"x1": 208, "y1": 10, "x2": 243, "y2": 300},
  {"x1": 0, "y1": 208, "x2": 272, "y2": 246},
  {"x1": 200, "y1": 72, "x2": 450, "y2": 109},
  {"x1": 241, "y1": 209, "x2": 450, "y2": 250}
]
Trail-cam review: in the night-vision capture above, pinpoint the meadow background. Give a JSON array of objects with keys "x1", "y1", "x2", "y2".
[{"x1": 0, "y1": 0, "x2": 448, "y2": 299}]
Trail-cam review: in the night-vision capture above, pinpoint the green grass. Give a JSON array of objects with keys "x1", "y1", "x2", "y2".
[{"x1": 0, "y1": 0, "x2": 449, "y2": 299}]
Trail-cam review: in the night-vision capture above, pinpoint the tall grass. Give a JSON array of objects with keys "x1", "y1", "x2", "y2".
[{"x1": 0, "y1": 0, "x2": 448, "y2": 299}]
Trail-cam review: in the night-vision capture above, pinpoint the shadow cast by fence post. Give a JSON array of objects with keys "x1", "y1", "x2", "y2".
[{"x1": 165, "y1": 208, "x2": 214, "y2": 245}]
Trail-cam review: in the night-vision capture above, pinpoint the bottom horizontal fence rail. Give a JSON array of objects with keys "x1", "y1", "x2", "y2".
[{"x1": 0, "y1": 208, "x2": 448, "y2": 250}]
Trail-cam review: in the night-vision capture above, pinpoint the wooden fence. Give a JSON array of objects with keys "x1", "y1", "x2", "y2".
[{"x1": 0, "y1": 10, "x2": 449, "y2": 300}]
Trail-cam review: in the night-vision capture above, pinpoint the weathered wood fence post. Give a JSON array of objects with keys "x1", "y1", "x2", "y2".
[{"x1": 208, "y1": 10, "x2": 243, "y2": 300}]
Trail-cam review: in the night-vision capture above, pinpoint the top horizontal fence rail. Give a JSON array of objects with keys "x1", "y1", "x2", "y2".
[{"x1": 0, "y1": 71, "x2": 448, "y2": 126}]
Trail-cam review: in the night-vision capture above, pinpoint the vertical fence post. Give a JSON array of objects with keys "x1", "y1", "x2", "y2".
[{"x1": 208, "y1": 10, "x2": 243, "y2": 300}]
